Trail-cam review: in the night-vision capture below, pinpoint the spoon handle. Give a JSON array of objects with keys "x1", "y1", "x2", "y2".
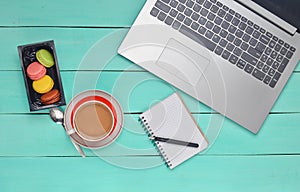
[{"x1": 70, "y1": 137, "x2": 86, "y2": 158}]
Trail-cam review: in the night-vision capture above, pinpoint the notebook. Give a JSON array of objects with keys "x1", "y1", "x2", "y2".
[{"x1": 140, "y1": 92, "x2": 208, "y2": 169}]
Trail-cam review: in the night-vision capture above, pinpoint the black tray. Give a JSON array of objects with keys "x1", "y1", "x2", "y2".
[{"x1": 18, "y1": 40, "x2": 66, "y2": 111}]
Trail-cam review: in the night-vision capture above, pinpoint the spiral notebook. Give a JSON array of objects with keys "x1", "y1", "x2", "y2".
[{"x1": 140, "y1": 93, "x2": 208, "y2": 169}]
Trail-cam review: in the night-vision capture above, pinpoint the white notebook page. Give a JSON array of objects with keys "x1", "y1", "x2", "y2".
[{"x1": 140, "y1": 93, "x2": 208, "y2": 169}]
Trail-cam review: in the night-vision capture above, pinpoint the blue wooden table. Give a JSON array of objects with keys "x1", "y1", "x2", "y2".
[{"x1": 1, "y1": 0, "x2": 300, "y2": 191}]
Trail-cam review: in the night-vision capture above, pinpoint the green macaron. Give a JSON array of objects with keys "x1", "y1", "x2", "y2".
[{"x1": 36, "y1": 49, "x2": 55, "y2": 68}]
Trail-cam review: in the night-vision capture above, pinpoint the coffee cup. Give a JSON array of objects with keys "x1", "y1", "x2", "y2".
[{"x1": 64, "y1": 90, "x2": 123, "y2": 148}]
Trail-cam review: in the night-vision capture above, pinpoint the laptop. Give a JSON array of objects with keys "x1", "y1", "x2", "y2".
[{"x1": 118, "y1": 0, "x2": 300, "y2": 134}]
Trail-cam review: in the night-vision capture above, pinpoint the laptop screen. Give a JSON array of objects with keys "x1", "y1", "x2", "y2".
[{"x1": 251, "y1": 0, "x2": 300, "y2": 31}]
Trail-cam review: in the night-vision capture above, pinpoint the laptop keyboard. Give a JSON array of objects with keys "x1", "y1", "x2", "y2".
[{"x1": 150, "y1": 0, "x2": 296, "y2": 88}]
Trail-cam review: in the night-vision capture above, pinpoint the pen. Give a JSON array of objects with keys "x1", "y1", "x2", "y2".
[{"x1": 150, "y1": 136, "x2": 199, "y2": 148}]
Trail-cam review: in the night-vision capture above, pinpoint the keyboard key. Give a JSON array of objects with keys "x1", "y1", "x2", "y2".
[
  {"x1": 233, "y1": 38, "x2": 242, "y2": 47},
  {"x1": 165, "y1": 16, "x2": 174, "y2": 25},
  {"x1": 268, "y1": 68, "x2": 276, "y2": 77},
  {"x1": 212, "y1": 34, "x2": 221, "y2": 43},
  {"x1": 213, "y1": 25, "x2": 221, "y2": 34},
  {"x1": 259, "y1": 28, "x2": 266, "y2": 34},
  {"x1": 216, "y1": 1, "x2": 223, "y2": 7},
  {"x1": 257, "y1": 62, "x2": 264, "y2": 69},
  {"x1": 278, "y1": 39, "x2": 284, "y2": 45},
  {"x1": 200, "y1": 8, "x2": 209, "y2": 16},
  {"x1": 205, "y1": 30, "x2": 214, "y2": 39},
  {"x1": 270, "y1": 51, "x2": 277, "y2": 59},
  {"x1": 198, "y1": 26, "x2": 206, "y2": 34},
  {"x1": 214, "y1": 16, "x2": 223, "y2": 25},
  {"x1": 249, "y1": 38, "x2": 258, "y2": 47},
  {"x1": 286, "y1": 51, "x2": 293, "y2": 59},
  {"x1": 255, "y1": 43, "x2": 266, "y2": 53},
  {"x1": 242, "y1": 34, "x2": 250, "y2": 42},
  {"x1": 177, "y1": 4, "x2": 185, "y2": 12},
  {"x1": 266, "y1": 32, "x2": 272, "y2": 38},
  {"x1": 220, "y1": 29, "x2": 228, "y2": 38},
  {"x1": 228, "y1": 25, "x2": 237, "y2": 33},
  {"x1": 179, "y1": 25, "x2": 216, "y2": 51},
  {"x1": 198, "y1": 17, "x2": 207, "y2": 25},
  {"x1": 191, "y1": 12, "x2": 200, "y2": 21},
  {"x1": 233, "y1": 47, "x2": 242, "y2": 56},
  {"x1": 172, "y1": 20, "x2": 181, "y2": 30},
  {"x1": 211, "y1": 5, "x2": 219, "y2": 13},
  {"x1": 193, "y1": 4, "x2": 201, "y2": 12},
  {"x1": 162, "y1": 0, "x2": 171, "y2": 4},
  {"x1": 219, "y1": 39, "x2": 228, "y2": 48},
  {"x1": 237, "y1": 59, "x2": 246, "y2": 69},
  {"x1": 235, "y1": 29, "x2": 244, "y2": 38},
  {"x1": 276, "y1": 54, "x2": 283, "y2": 63},
  {"x1": 253, "y1": 24, "x2": 259, "y2": 30},
  {"x1": 229, "y1": 54, "x2": 238, "y2": 64},
  {"x1": 244, "y1": 64, "x2": 254, "y2": 74},
  {"x1": 150, "y1": 7, "x2": 160, "y2": 17},
  {"x1": 290, "y1": 46, "x2": 296, "y2": 52},
  {"x1": 222, "y1": 50, "x2": 230, "y2": 60},
  {"x1": 263, "y1": 75, "x2": 271, "y2": 84},
  {"x1": 260, "y1": 35, "x2": 270, "y2": 45},
  {"x1": 204, "y1": 0, "x2": 212, "y2": 9},
  {"x1": 215, "y1": 46, "x2": 224, "y2": 55},
  {"x1": 241, "y1": 16, "x2": 247, "y2": 22},
  {"x1": 274, "y1": 44, "x2": 281, "y2": 52},
  {"x1": 226, "y1": 34, "x2": 234, "y2": 42},
  {"x1": 225, "y1": 13, "x2": 233, "y2": 22},
  {"x1": 226, "y1": 43, "x2": 234, "y2": 51},
  {"x1": 179, "y1": 0, "x2": 186, "y2": 4},
  {"x1": 266, "y1": 58, "x2": 274, "y2": 66},
  {"x1": 217, "y1": 9, "x2": 226, "y2": 18},
  {"x1": 269, "y1": 41, "x2": 276, "y2": 48},
  {"x1": 206, "y1": 21, "x2": 214, "y2": 29},
  {"x1": 241, "y1": 42, "x2": 249, "y2": 51},
  {"x1": 252, "y1": 68, "x2": 265, "y2": 81},
  {"x1": 272, "y1": 36, "x2": 278, "y2": 42},
  {"x1": 280, "y1": 47, "x2": 288, "y2": 55},
  {"x1": 278, "y1": 58, "x2": 289, "y2": 73},
  {"x1": 262, "y1": 65, "x2": 269, "y2": 73},
  {"x1": 207, "y1": 12, "x2": 216, "y2": 21},
  {"x1": 191, "y1": 22, "x2": 199, "y2": 30},
  {"x1": 177, "y1": 13, "x2": 185, "y2": 21},
  {"x1": 261, "y1": 54, "x2": 267, "y2": 62},
  {"x1": 196, "y1": 0, "x2": 204, "y2": 5},
  {"x1": 184, "y1": 17, "x2": 192, "y2": 26},
  {"x1": 221, "y1": 21, "x2": 230, "y2": 29},
  {"x1": 158, "y1": 12, "x2": 167, "y2": 21},
  {"x1": 265, "y1": 47, "x2": 272, "y2": 55},
  {"x1": 238, "y1": 22, "x2": 247, "y2": 30},
  {"x1": 232, "y1": 17, "x2": 240, "y2": 26},
  {"x1": 245, "y1": 26, "x2": 254, "y2": 35},
  {"x1": 170, "y1": 9, "x2": 178, "y2": 17},
  {"x1": 184, "y1": 8, "x2": 192, "y2": 16},
  {"x1": 248, "y1": 46, "x2": 262, "y2": 59},
  {"x1": 242, "y1": 52, "x2": 258, "y2": 66},
  {"x1": 223, "y1": 5, "x2": 229, "y2": 11},
  {"x1": 252, "y1": 31, "x2": 261, "y2": 39},
  {"x1": 272, "y1": 61, "x2": 280, "y2": 70},
  {"x1": 170, "y1": 0, "x2": 179, "y2": 8},
  {"x1": 186, "y1": 0, "x2": 194, "y2": 8},
  {"x1": 156, "y1": 1, "x2": 171, "y2": 13}
]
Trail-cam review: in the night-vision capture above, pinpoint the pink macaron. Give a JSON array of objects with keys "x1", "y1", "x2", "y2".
[{"x1": 26, "y1": 62, "x2": 47, "y2": 80}]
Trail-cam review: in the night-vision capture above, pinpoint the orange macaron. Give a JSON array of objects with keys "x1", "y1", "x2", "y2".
[{"x1": 40, "y1": 89, "x2": 61, "y2": 105}]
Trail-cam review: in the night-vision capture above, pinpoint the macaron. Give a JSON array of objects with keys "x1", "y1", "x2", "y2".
[
  {"x1": 40, "y1": 89, "x2": 60, "y2": 105},
  {"x1": 36, "y1": 49, "x2": 55, "y2": 68},
  {"x1": 32, "y1": 75, "x2": 54, "y2": 94},
  {"x1": 26, "y1": 62, "x2": 46, "y2": 80}
]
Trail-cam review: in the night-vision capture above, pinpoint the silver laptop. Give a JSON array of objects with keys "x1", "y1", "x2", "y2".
[{"x1": 118, "y1": 0, "x2": 300, "y2": 134}]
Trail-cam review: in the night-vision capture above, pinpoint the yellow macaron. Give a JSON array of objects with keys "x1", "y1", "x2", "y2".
[{"x1": 32, "y1": 75, "x2": 54, "y2": 94}]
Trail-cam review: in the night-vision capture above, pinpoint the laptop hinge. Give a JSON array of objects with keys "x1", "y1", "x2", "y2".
[{"x1": 235, "y1": 0, "x2": 297, "y2": 36}]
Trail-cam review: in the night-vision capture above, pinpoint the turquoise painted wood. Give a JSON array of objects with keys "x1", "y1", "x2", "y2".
[{"x1": 1, "y1": 0, "x2": 300, "y2": 191}]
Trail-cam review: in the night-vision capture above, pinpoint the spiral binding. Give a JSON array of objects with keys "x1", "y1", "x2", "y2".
[{"x1": 139, "y1": 116, "x2": 173, "y2": 168}]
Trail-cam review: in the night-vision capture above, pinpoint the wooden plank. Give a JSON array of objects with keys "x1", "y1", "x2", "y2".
[
  {"x1": 1, "y1": 156, "x2": 300, "y2": 191},
  {"x1": 0, "y1": 0, "x2": 145, "y2": 27},
  {"x1": 0, "y1": 71, "x2": 299, "y2": 113},
  {"x1": 1, "y1": 113, "x2": 299, "y2": 156},
  {"x1": 1, "y1": 27, "x2": 300, "y2": 71}
]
